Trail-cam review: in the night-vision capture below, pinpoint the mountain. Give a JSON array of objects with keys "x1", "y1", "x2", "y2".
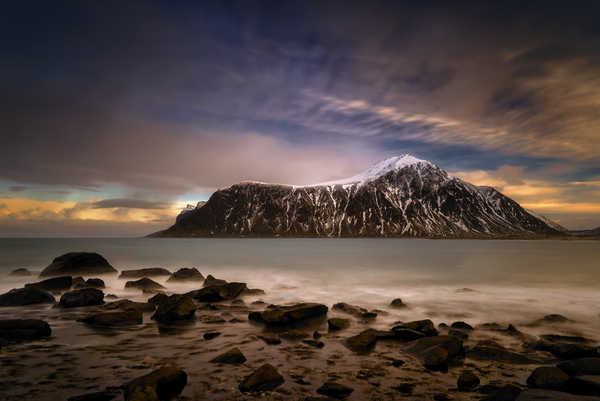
[{"x1": 150, "y1": 155, "x2": 563, "y2": 238}]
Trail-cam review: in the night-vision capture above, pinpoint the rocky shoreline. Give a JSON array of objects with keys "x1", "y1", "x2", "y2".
[{"x1": 1, "y1": 252, "x2": 600, "y2": 400}]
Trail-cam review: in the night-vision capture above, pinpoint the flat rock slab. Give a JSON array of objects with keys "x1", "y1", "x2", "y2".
[
  {"x1": 59, "y1": 288, "x2": 104, "y2": 308},
  {"x1": 0, "y1": 319, "x2": 51, "y2": 343},
  {"x1": 40, "y1": 252, "x2": 117, "y2": 277},
  {"x1": 188, "y1": 282, "x2": 247, "y2": 302},
  {"x1": 248, "y1": 303, "x2": 328, "y2": 325},
  {"x1": 25, "y1": 276, "x2": 73, "y2": 293},
  {"x1": 167, "y1": 268, "x2": 204, "y2": 282},
  {"x1": 78, "y1": 310, "x2": 143, "y2": 327},
  {"x1": 119, "y1": 268, "x2": 171, "y2": 279},
  {"x1": 124, "y1": 278, "x2": 165, "y2": 292},
  {"x1": 0, "y1": 287, "x2": 55, "y2": 306}
]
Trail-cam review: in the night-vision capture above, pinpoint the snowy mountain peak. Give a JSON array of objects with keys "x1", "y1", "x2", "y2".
[{"x1": 311, "y1": 154, "x2": 434, "y2": 186}]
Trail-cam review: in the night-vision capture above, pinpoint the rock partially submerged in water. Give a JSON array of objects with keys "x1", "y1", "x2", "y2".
[
  {"x1": 345, "y1": 329, "x2": 378, "y2": 353},
  {"x1": 393, "y1": 319, "x2": 439, "y2": 338},
  {"x1": 40, "y1": 252, "x2": 117, "y2": 277},
  {"x1": 238, "y1": 363, "x2": 284, "y2": 393},
  {"x1": 60, "y1": 288, "x2": 104, "y2": 308},
  {"x1": 467, "y1": 340, "x2": 540, "y2": 364},
  {"x1": 316, "y1": 381, "x2": 354, "y2": 399},
  {"x1": 210, "y1": 347, "x2": 247, "y2": 364},
  {"x1": 332, "y1": 302, "x2": 377, "y2": 319},
  {"x1": 0, "y1": 287, "x2": 55, "y2": 306},
  {"x1": 203, "y1": 274, "x2": 228, "y2": 287},
  {"x1": 404, "y1": 335, "x2": 463, "y2": 368},
  {"x1": 124, "y1": 366, "x2": 187, "y2": 401},
  {"x1": 119, "y1": 268, "x2": 171, "y2": 279},
  {"x1": 526, "y1": 367, "x2": 569, "y2": 390},
  {"x1": 328, "y1": 318, "x2": 351, "y2": 331},
  {"x1": 0, "y1": 319, "x2": 51, "y2": 343},
  {"x1": 248, "y1": 303, "x2": 328, "y2": 325},
  {"x1": 151, "y1": 294, "x2": 196, "y2": 323},
  {"x1": 74, "y1": 278, "x2": 105, "y2": 289},
  {"x1": 532, "y1": 337, "x2": 599, "y2": 360},
  {"x1": 9, "y1": 268, "x2": 32, "y2": 276},
  {"x1": 25, "y1": 276, "x2": 73, "y2": 293},
  {"x1": 103, "y1": 299, "x2": 155, "y2": 313},
  {"x1": 187, "y1": 282, "x2": 247, "y2": 302},
  {"x1": 390, "y1": 298, "x2": 407, "y2": 308},
  {"x1": 557, "y1": 358, "x2": 600, "y2": 376},
  {"x1": 457, "y1": 370, "x2": 480, "y2": 391},
  {"x1": 124, "y1": 278, "x2": 165, "y2": 293},
  {"x1": 78, "y1": 310, "x2": 143, "y2": 327},
  {"x1": 167, "y1": 267, "x2": 204, "y2": 282}
]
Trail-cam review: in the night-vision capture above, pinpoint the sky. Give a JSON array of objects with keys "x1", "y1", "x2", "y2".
[{"x1": 1, "y1": 1, "x2": 600, "y2": 236}]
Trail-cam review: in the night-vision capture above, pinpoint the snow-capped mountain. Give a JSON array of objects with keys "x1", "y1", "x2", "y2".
[{"x1": 150, "y1": 155, "x2": 562, "y2": 238}]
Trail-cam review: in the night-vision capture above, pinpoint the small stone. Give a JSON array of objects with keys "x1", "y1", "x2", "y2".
[
  {"x1": 457, "y1": 370, "x2": 480, "y2": 391},
  {"x1": 526, "y1": 367, "x2": 569, "y2": 390},
  {"x1": 328, "y1": 318, "x2": 351, "y2": 331},
  {"x1": 390, "y1": 298, "x2": 407, "y2": 308},
  {"x1": 239, "y1": 364, "x2": 284, "y2": 393},
  {"x1": 203, "y1": 332, "x2": 221, "y2": 340},
  {"x1": 451, "y1": 321, "x2": 474, "y2": 330},
  {"x1": 210, "y1": 347, "x2": 246, "y2": 364},
  {"x1": 316, "y1": 382, "x2": 354, "y2": 399}
]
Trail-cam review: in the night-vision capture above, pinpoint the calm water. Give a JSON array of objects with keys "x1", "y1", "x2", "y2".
[{"x1": 1, "y1": 238, "x2": 599, "y2": 335}]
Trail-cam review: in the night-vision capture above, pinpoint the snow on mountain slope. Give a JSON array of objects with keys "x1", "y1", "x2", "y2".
[{"x1": 152, "y1": 156, "x2": 562, "y2": 238}]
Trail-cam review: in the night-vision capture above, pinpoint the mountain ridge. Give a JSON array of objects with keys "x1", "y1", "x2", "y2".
[{"x1": 151, "y1": 155, "x2": 563, "y2": 238}]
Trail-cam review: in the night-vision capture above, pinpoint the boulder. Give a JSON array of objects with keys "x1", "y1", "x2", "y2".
[
  {"x1": 248, "y1": 303, "x2": 328, "y2": 325},
  {"x1": 78, "y1": 310, "x2": 143, "y2": 327},
  {"x1": 393, "y1": 319, "x2": 438, "y2": 337},
  {"x1": 405, "y1": 335, "x2": 463, "y2": 367},
  {"x1": 516, "y1": 389, "x2": 600, "y2": 401},
  {"x1": 238, "y1": 364, "x2": 284, "y2": 393},
  {"x1": 345, "y1": 329, "x2": 378, "y2": 353},
  {"x1": 316, "y1": 382, "x2": 354, "y2": 399},
  {"x1": 558, "y1": 358, "x2": 600, "y2": 376},
  {"x1": 79, "y1": 278, "x2": 105, "y2": 289},
  {"x1": 123, "y1": 367, "x2": 187, "y2": 401},
  {"x1": 480, "y1": 384, "x2": 522, "y2": 401},
  {"x1": 526, "y1": 367, "x2": 570, "y2": 390},
  {"x1": 0, "y1": 287, "x2": 55, "y2": 306},
  {"x1": 332, "y1": 302, "x2": 377, "y2": 319},
  {"x1": 119, "y1": 268, "x2": 171, "y2": 279},
  {"x1": 451, "y1": 321, "x2": 474, "y2": 330},
  {"x1": 468, "y1": 340, "x2": 540, "y2": 364},
  {"x1": 390, "y1": 298, "x2": 406, "y2": 308},
  {"x1": 568, "y1": 376, "x2": 600, "y2": 396},
  {"x1": 148, "y1": 293, "x2": 168, "y2": 305},
  {"x1": 0, "y1": 319, "x2": 51, "y2": 343},
  {"x1": 187, "y1": 282, "x2": 247, "y2": 302},
  {"x1": 203, "y1": 274, "x2": 227, "y2": 287},
  {"x1": 210, "y1": 347, "x2": 247, "y2": 364},
  {"x1": 25, "y1": 276, "x2": 73, "y2": 293},
  {"x1": 125, "y1": 278, "x2": 165, "y2": 293},
  {"x1": 457, "y1": 370, "x2": 480, "y2": 391},
  {"x1": 103, "y1": 300, "x2": 155, "y2": 313},
  {"x1": 393, "y1": 327, "x2": 427, "y2": 341},
  {"x1": 532, "y1": 338, "x2": 599, "y2": 360},
  {"x1": 9, "y1": 268, "x2": 32, "y2": 276},
  {"x1": 423, "y1": 345, "x2": 449, "y2": 369},
  {"x1": 167, "y1": 268, "x2": 204, "y2": 282},
  {"x1": 328, "y1": 318, "x2": 351, "y2": 331},
  {"x1": 59, "y1": 288, "x2": 104, "y2": 308},
  {"x1": 151, "y1": 294, "x2": 196, "y2": 323},
  {"x1": 40, "y1": 252, "x2": 117, "y2": 277}
]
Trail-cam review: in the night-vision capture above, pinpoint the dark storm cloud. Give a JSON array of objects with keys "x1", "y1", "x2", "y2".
[
  {"x1": 91, "y1": 199, "x2": 168, "y2": 210},
  {"x1": 0, "y1": 1, "x2": 599, "y2": 231}
]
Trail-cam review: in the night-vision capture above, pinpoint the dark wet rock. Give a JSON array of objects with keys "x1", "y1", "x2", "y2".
[
  {"x1": 480, "y1": 385, "x2": 522, "y2": 401},
  {"x1": 449, "y1": 329, "x2": 469, "y2": 340},
  {"x1": 456, "y1": 287, "x2": 477, "y2": 293},
  {"x1": 0, "y1": 319, "x2": 51, "y2": 343},
  {"x1": 252, "y1": 300, "x2": 266, "y2": 305},
  {"x1": 40, "y1": 252, "x2": 117, "y2": 277},
  {"x1": 328, "y1": 318, "x2": 351, "y2": 331},
  {"x1": 392, "y1": 358, "x2": 405, "y2": 367},
  {"x1": 257, "y1": 334, "x2": 281, "y2": 345},
  {"x1": 527, "y1": 367, "x2": 569, "y2": 390},
  {"x1": 78, "y1": 310, "x2": 142, "y2": 327},
  {"x1": 210, "y1": 347, "x2": 246, "y2": 364},
  {"x1": 67, "y1": 390, "x2": 119, "y2": 401},
  {"x1": 541, "y1": 334, "x2": 593, "y2": 344},
  {"x1": 151, "y1": 294, "x2": 196, "y2": 323},
  {"x1": 119, "y1": 268, "x2": 171, "y2": 279},
  {"x1": 392, "y1": 327, "x2": 426, "y2": 341},
  {"x1": 203, "y1": 274, "x2": 227, "y2": 287},
  {"x1": 239, "y1": 363, "x2": 284, "y2": 393},
  {"x1": 9, "y1": 268, "x2": 32, "y2": 276},
  {"x1": 243, "y1": 287, "x2": 266, "y2": 296},
  {"x1": 203, "y1": 331, "x2": 221, "y2": 340},
  {"x1": 123, "y1": 366, "x2": 187, "y2": 401},
  {"x1": 390, "y1": 298, "x2": 407, "y2": 308},
  {"x1": 103, "y1": 299, "x2": 155, "y2": 313},
  {"x1": 451, "y1": 321, "x2": 474, "y2": 330},
  {"x1": 303, "y1": 339, "x2": 325, "y2": 348},
  {"x1": 373, "y1": 329, "x2": 396, "y2": 339},
  {"x1": 0, "y1": 287, "x2": 55, "y2": 306},
  {"x1": 280, "y1": 329, "x2": 310, "y2": 341},
  {"x1": 313, "y1": 330, "x2": 322, "y2": 339},
  {"x1": 332, "y1": 302, "x2": 377, "y2": 319},
  {"x1": 405, "y1": 335, "x2": 463, "y2": 368},
  {"x1": 125, "y1": 278, "x2": 165, "y2": 293},
  {"x1": 393, "y1": 319, "x2": 438, "y2": 337},
  {"x1": 558, "y1": 358, "x2": 600, "y2": 376},
  {"x1": 72, "y1": 276, "x2": 86, "y2": 288},
  {"x1": 167, "y1": 267, "x2": 204, "y2": 282},
  {"x1": 187, "y1": 282, "x2": 247, "y2": 302},
  {"x1": 345, "y1": 329, "x2": 378, "y2": 353},
  {"x1": 568, "y1": 376, "x2": 600, "y2": 396},
  {"x1": 82, "y1": 278, "x2": 105, "y2": 289},
  {"x1": 532, "y1": 338, "x2": 599, "y2": 360},
  {"x1": 457, "y1": 370, "x2": 480, "y2": 391},
  {"x1": 25, "y1": 276, "x2": 73, "y2": 293},
  {"x1": 147, "y1": 293, "x2": 168, "y2": 305},
  {"x1": 468, "y1": 340, "x2": 541, "y2": 364},
  {"x1": 516, "y1": 389, "x2": 600, "y2": 400},
  {"x1": 59, "y1": 288, "x2": 104, "y2": 308},
  {"x1": 316, "y1": 382, "x2": 354, "y2": 399},
  {"x1": 249, "y1": 303, "x2": 328, "y2": 325},
  {"x1": 531, "y1": 314, "x2": 571, "y2": 325}
]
